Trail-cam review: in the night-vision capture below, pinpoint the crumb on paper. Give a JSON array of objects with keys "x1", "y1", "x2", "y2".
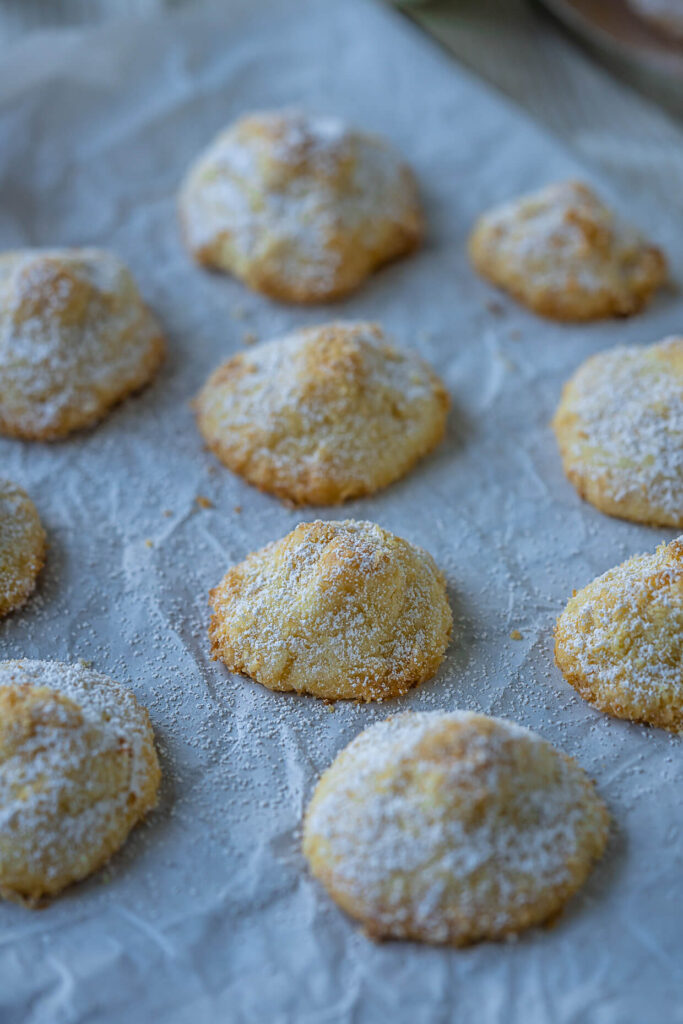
[
  {"x1": 162, "y1": 509, "x2": 173, "y2": 518},
  {"x1": 145, "y1": 539, "x2": 154, "y2": 548},
  {"x1": 510, "y1": 629, "x2": 522, "y2": 640},
  {"x1": 233, "y1": 505, "x2": 242, "y2": 514},
  {"x1": 242, "y1": 331, "x2": 257, "y2": 346},
  {"x1": 196, "y1": 495, "x2": 213, "y2": 509},
  {"x1": 79, "y1": 658, "x2": 94, "y2": 669},
  {"x1": 486, "y1": 299, "x2": 505, "y2": 316}
]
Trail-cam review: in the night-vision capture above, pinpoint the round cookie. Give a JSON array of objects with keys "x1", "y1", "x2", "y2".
[
  {"x1": 0, "y1": 480, "x2": 46, "y2": 618},
  {"x1": 178, "y1": 109, "x2": 423, "y2": 303},
  {"x1": 209, "y1": 519, "x2": 452, "y2": 701},
  {"x1": 555, "y1": 537, "x2": 683, "y2": 732},
  {"x1": 468, "y1": 180, "x2": 666, "y2": 321},
  {"x1": 0, "y1": 248, "x2": 165, "y2": 440},
  {"x1": 195, "y1": 321, "x2": 449, "y2": 505},
  {"x1": 552, "y1": 336, "x2": 683, "y2": 527},
  {"x1": 0, "y1": 660, "x2": 161, "y2": 903},
  {"x1": 303, "y1": 711, "x2": 608, "y2": 945}
]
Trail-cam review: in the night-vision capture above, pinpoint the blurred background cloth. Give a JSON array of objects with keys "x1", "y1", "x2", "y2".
[{"x1": 2, "y1": 0, "x2": 683, "y2": 215}]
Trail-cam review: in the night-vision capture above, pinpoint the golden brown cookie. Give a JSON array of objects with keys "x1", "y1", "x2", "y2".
[
  {"x1": 552, "y1": 336, "x2": 683, "y2": 527},
  {"x1": 0, "y1": 248, "x2": 165, "y2": 440},
  {"x1": 209, "y1": 519, "x2": 452, "y2": 701},
  {"x1": 0, "y1": 479, "x2": 46, "y2": 618},
  {"x1": 303, "y1": 711, "x2": 608, "y2": 945},
  {"x1": 178, "y1": 109, "x2": 423, "y2": 303},
  {"x1": 195, "y1": 321, "x2": 449, "y2": 505},
  {"x1": 468, "y1": 181, "x2": 666, "y2": 321},
  {"x1": 0, "y1": 659, "x2": 161, "y2": 904},
  {"x1": 555, "y1": 537, "x2": 683, "y2": 732}
]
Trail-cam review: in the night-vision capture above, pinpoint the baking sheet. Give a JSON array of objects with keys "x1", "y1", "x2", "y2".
[{"x1": 1, "y1": 1, "x2": 682, "y2": 1021}]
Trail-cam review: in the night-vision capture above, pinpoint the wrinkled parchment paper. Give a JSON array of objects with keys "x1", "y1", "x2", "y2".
[{"x1": 1, "y1": 2, "x2": 682, "y2": 1021}]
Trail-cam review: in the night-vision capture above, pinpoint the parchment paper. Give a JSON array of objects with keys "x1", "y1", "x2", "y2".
[{"x1": 1, "y1": 2, "x2": 682, "y2": 1021}]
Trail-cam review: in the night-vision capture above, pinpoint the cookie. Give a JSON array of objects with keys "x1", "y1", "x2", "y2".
[
  {"x1": 195, "y1": 321, "x2": 449, "y2": 505},
  {"x1": 0, "y1": 248, "x2": 165, "y2": 440},
  {"x1": 179, "y1": 109, "x2": 422, "y2": 303},
  {"x1": 555, "y1": 537, "x2": 683, "y2": 732},
  {"x1": 468, "y1": 181, "x2": 666, "y2": 321},
  {"x1": 0, "y1": 480, "x2": 46, "y2": 618},
  {"x1": 303, "y1": 711, "x2": 608, "y2": 945},
  {"x1": 0, "y1": 660, "x2": 161, "y2": 904},
  {"x1": 552, "y1": 336, "x2": 683, "y2": 527},
  {"x1": 209, "y1": 519, "x2": 452, "y2": 701}
]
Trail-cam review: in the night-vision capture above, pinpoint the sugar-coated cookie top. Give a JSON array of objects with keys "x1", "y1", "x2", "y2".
[
  {"x1": 469, "y1": 180, "x2": 666, "y2": 320},
  {"x1": 0, "y1": 479, "x2": 45, "y2": 618},
  {"x1": 0, "y1": 660, "x2": 160, "y2": 902},
  {"x1": 209, "y1": 519, "x2": 452, "y2": 701},
  {"x1": 195, "y1": 321, "x2": 449, "y2": 504},
  {"x1": 0, "y1": 248, "x2": 164, "y2": 439},
  {"x1": 179, "y1": 109, "x2": 422, "y2": 302},
  {"x1": 555, "y1": 538, "x2": 683, "y2": 731},
  {"x1": 553, "y1": 336, "x2": 683, "y2": 527},
  {"x1": 303, "y1": 711, "x2": 608, "y2": 944}
]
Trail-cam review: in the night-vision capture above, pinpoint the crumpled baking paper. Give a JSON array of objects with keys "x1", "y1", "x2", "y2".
[{"x1": 0, "y1": 1, "x2": 681, "y2": 1021}]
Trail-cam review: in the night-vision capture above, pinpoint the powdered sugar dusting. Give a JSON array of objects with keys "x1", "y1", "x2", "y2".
[
  {"x1": 304, "y1": 711, "x2": 607, "y2": 942},
  {"x1": 0, "y1": 479, "x2": 45, "y2": 616},
  {"x1": 0, "y1": 660, "x2": 159, "y2": 896},
  {"x1": 0, "y1": 249, "x2": 163, "y2": 437},
  {"x1": 196, "y1": 321, "x2": 448, "y2": 502},
  {"x1": 179, "y1": 109, "x2": 419, "y2": 295},
  {"x1": 556, "y1": 336, "x2": 683, "y2": 517},
  {"x1": 473, "y1": 180, "x2": 663, "y2": 295},
  {"x1": 555, "y1": 538, "x2": 683, "y2": 717},
  {"x1": 209, "y1": 519, "x2": 452, "y2": 700}
]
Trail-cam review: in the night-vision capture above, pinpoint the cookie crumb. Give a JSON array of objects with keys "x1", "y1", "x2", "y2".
[
  {"x1": 196, "y1": 495, "x2": 213, "y2": 509},
  {"x1": 510, "y1": 629, "x2": 523, "y2": 640}
]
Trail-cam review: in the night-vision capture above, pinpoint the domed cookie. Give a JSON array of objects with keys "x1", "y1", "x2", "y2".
[
  {"x1": 195, "y1": 321, "x2": 449, "y2": 505},
  {"x1": 0, "y1": 480, "x2": 46, "y2": 618},
  {"x1": 555, "y1": 537, "x2": 683, "y2": 732},
  {"x1": 303, "y1": 711, "x2": 608, "y2": 945},
  {"x1": 0, "y1": 660, "x2": 161, "y2": 903},
  {"x1": 0, "y1": 248, "x2": 165, "y2": 440},
  {"x1": 468, "y1": 181, "x2": 666, "y2": 321},
  {"x1": 552, "y1": 337, "x2": 683, "y2": 527},
  {"x1": 209, "y1": 519, "x2": 452, "y2": 701},
  {"x1": 179, "y1": 109, "x2": 423, "y2": 303}
]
